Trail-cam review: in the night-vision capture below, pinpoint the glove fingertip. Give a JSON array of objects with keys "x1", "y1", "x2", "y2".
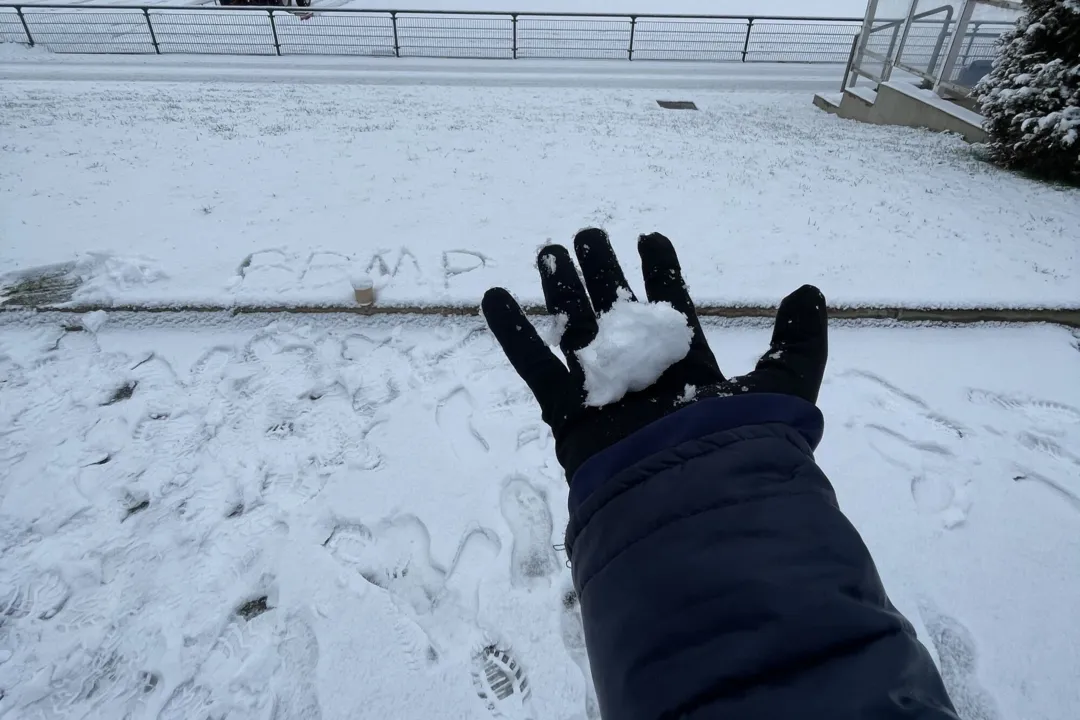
[
  {"x1": 777, "y1": 285, "x2": 828, "y2": 329},
  {"x1": 637, "y1": 232, "x2": 676, "y2": 259},
  {"x1": 782, "y1": 284, "x2": 826, "y2": 308},
  {"x1": 481, "y1": 286, "x2": 515, "y2": 318},
  {"x1": 537, "y1": 244, "x2": 571, "y2": 278},
  {"x1": 573, "y1": 227, "x2": 609, "y2": 257}
]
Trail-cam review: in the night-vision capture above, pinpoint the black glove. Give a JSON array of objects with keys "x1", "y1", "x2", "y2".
[{"x1": 481, "y1": 228, "x2": 829, "y2": 481}]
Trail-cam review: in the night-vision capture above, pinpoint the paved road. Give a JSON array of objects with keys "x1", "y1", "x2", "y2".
[{"x1": 0, "y1": 54, "x2": 846, "y2": 90}]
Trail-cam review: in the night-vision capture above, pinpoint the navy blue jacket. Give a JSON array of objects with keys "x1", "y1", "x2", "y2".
[{"x1": 565, "y1": 395, "x2": 958, "y2": 720}]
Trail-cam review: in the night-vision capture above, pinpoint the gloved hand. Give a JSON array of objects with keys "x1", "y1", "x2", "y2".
[{"x1": 481, "y1": 228, "x2": 829, "y2": 481}]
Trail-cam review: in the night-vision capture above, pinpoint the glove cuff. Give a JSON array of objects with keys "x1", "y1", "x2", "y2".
[{"x1": 568, "y1": 394, "x2": 824, "y2": 512}]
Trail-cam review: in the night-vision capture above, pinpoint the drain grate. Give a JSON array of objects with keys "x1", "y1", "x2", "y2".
[{"x1": 657, "y1": 100, "x2": 698, "y2": 110}]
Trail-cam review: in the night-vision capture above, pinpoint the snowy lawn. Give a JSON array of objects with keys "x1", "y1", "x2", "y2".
[
  {"x1": 2, "y1": 78, "x2": 1078, "y2": 310},
  {"x1": 1, "y1": 312, "x2": 1078, "y2": 720}
]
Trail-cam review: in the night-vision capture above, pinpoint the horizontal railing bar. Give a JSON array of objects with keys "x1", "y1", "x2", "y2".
[
  {"x1": 1, "y1": 3, "x2": 1010, "y2": 27},
  {"x1": 2, "y1": 4, "x2": 865, "y2": 21}
]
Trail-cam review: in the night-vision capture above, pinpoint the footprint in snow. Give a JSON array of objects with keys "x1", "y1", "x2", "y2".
[
  {"x1": 921, "y1": 606, "x2": 1002, "y2": 720},
  {"x1": 324, "y1": 513, "x2": 508, "y2": 683},
  {"x1": 471, "y1": 645, "x2": 534, "y2": 720},
  {"x1": 559, "y1": 589, "x2": 600, "y2": 720},
  {"x1": 324, "y1": 516, "x2": 446, "y2": 616},
  {"x1": 271, "y1": 612, "x2": 323, "y2": 720},
  {"x1": 500, "y1": 476, "x2": 559, "y2": 587}
]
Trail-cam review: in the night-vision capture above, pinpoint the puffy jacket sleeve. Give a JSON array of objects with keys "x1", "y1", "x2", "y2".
[{"x1": 564, "y1": 395, "x2": 958, "y2": 720}]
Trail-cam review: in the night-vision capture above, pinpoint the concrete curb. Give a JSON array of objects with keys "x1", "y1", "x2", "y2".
[{"x1": 3, "y1": 303, "x2": 1079, "y2": 327}]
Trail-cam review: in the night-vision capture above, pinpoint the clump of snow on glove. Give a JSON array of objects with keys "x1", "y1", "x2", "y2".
[{"x1": 576, "y1": 299, "x2": 692, "y2": 407}]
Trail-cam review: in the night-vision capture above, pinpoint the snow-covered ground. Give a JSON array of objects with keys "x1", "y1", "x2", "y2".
[
  {"x1": 1, "y1": 311, "x2": 1078, "y2": 720},
  {"x1": 1, "y1": 68, "x2": 1078, "y2": 310},
  {"x1": 3, "y1": 17, "x2": 1080, "y2": 720}
]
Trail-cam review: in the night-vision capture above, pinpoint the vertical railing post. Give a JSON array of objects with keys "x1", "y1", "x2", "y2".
[
  {"x1": 16, "y1": 6, "x2": 34, "y2": 47},
  {"x1": 511, "y1": 13, "x2": 517, "y2": 59},
  {"x1": 885, "y1": 22, "x2": 900, "y2": 65},
  {"x1": 852, "y1": 0, "x2": 880, "y2": 81},
  {"x1": 888, "y1": 0, "x2": 919, "y2": 80},
  {"x1": 961, "y1": 21, "x2": 980, "y2": 66},
  {"x1": 843, "y1": 31, "x2": 859, "y2": 90},
  {"x1": 268, "y1": 10, "x2": 281, "y2": 56},
  {"x1": 627, "y1": 15, "x2": 636, "y2": 60},
  {"x1": 391, "y1": 11, "x2": 400, "y2": 57},
  {"x1": 143, "y1": 8, "x2": 159, "y2": 54},
  {"x1": 741, "y1": 17, "x2": 754, "y2": 61},
  {"x1": 934, "y1": 0, "x2": 976, "y2": 96},
  {"x1": 926, "y1": 5, "x2": 954, "y2": 77}
]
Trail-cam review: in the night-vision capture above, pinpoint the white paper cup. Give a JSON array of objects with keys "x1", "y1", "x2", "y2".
[{"x1": 350, "y1": 272, "x2": 375, "y2": 306}]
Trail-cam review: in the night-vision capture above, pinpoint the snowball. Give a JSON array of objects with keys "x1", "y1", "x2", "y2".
[
  {"x1": 80, "y1": 310, "x2": 108, "y2": 333},
  {"x1": 575, "y1": 300, "x2": 692, "y2": 407}
]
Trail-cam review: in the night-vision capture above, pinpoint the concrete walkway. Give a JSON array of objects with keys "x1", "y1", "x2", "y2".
[{"x1": 3, "y1": 301, "x2": 1078, "y2": 328}]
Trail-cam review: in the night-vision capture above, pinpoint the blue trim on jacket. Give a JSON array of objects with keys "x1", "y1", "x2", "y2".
[{"x1": 569, "y1": 393, "x2": 825, "y2": 511}]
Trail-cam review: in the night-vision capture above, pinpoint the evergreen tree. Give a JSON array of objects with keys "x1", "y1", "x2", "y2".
[{"x1": 976, "y1": 0, "x2": 1079, "y2": 181}]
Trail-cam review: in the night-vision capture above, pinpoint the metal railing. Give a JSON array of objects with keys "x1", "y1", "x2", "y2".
[
  {"x1": 848, "y1": 4, "x2": 956, "y2": 88},
  {"x1": 846, "y1": 0, "x2": 1018, "y2": 97},
  {"x1": 0, "y1": 5, "x2": 874, "y2": 61},
  {"x1": 848, "y1": 16, "x2": 1011, "y2": 89}
]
